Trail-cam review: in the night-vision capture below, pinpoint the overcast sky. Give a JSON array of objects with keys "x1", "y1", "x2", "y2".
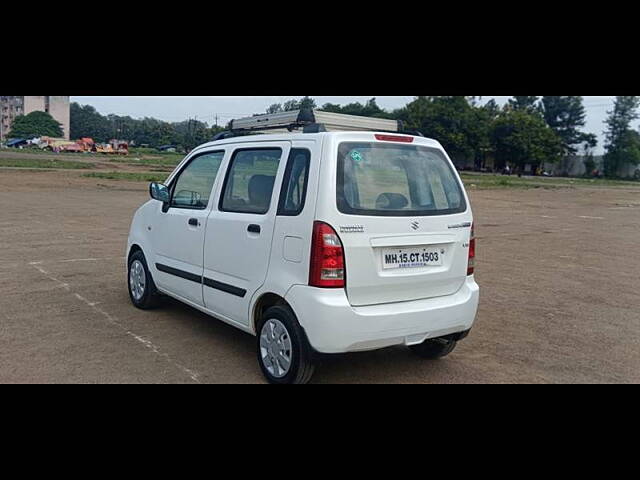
[{"x1": 71, "y1": 96, "x2": 637, "y2": 154}]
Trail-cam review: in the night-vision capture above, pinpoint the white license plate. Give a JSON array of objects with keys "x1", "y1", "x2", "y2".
[{"x1": 381, "y1": 246, "x2": 443, "y2": 269}]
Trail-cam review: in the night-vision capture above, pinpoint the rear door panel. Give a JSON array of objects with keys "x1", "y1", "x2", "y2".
[
  {"x1": 203, "y1": 141, "x2": 290, "y2": 325},
  {"x1": 340, "y1": 215, "x2": 471, "y2": 306},
  {"x1": 316, "y1": 133, "x2": 473, "y2": 307}
]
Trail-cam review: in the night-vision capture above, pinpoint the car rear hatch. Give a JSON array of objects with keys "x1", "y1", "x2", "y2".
[{"x1": 323, "y1": 133, "x2": 472, "y2": 307}]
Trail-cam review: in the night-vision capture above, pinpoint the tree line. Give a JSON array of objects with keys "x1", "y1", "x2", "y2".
[
  {"x1": 68, "y1": 103, "x2": 225, "y2": 152},
  {"x1": 266, "y1": 96, "x2": 640, "y2": 177},
  {"x1": 8, "y1": 96, "x2": 640, "y2": 178}
]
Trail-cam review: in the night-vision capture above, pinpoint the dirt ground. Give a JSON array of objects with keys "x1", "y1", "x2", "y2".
[{"x1": 1, "y1": 165, "x2": 639, "y2": 383}]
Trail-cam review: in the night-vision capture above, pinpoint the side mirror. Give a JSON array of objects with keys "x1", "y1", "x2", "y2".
[{"x1": 149, "y1": 182, "x2": 170, "y2": 204}]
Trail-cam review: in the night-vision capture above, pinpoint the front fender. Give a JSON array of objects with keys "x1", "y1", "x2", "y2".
[{"x1": 126, "y1": 199, "x2": 158, "y2": 264}]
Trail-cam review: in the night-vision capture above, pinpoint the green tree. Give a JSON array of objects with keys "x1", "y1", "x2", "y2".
[
  {"x1": 320, "y1": 98, "x2": 392, "y2": 118},
  {"x1": 402, "y1": 96, "x2": 484, "y2": 164},
  {"x1": 70, "y1": 102, "x2": 224, "y2": 149},
  {"x1": 266, "y1": 103, "x2": 283, "y2": 114},
  {"x1": 582, "y1": 138, "x2": 598, "y2": 176},
  {"x1": 604, "y1": 129, "x2": 640, "y2": 177},
  {"x1": 173, "y1": 118, "x2": 211, "y2": 152},
  {"x1": 482, "y1": 98, "x2": 501, "y2": 117},
  {"x1": 153, "y1": 122, "x2": 180, "y2": 147},
  {"x1": 279, "y1": 97, "x2": 317, "y2": 111},
  {"x1": 491, "y1": 109, "x2": 563, "y2": 172},
  {"x1": 128, "y1": 117, "x2": 166, "y2": 146},
  {"x1": 603, "y1": 96, "x2": 640, "y2": 177},
  {"x1": 471, "y1": 99, "x2": 501, "y2": 169},
  {"x1": 541, "y1": 96, "x2": 596, "y2": 155},
  {"x1": 9, "y1": 111, "x2": 63, "y2": 138},
  {"x1": 320, "y1": 102, "x2": 341, "y2": 113},
  {"x1": 299, "y1": 96, "x2": 316, "y2": 110},
  {"x1": 467, "y1": 96, "x2": 485, "y2": 107},
  {"x1": 507, "y1": 96, "x2": 542, "y2": 115},
  {"x1": 70, "y1": 103, "x2": 112, "y2": 142}
]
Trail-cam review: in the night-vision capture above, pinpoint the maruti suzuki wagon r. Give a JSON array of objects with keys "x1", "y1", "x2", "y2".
[{"x1": 126, "y1": 111, "x2": 479, "y2": 384}]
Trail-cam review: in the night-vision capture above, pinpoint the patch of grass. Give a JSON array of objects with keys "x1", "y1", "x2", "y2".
[
  {"x1": 0, "y1": 147, "x2": 55, "y2": 155},
  {"x1": 460, "y1": 173, "x2": 640, "y2": 190},
  {"x1": 0, "y1": 158, "x2": 94, "y2": 169},
  {"x1": 108, "y1": 155, "x2": 183, "y2": 168},
  {"x1": 461, "y1": 174, "x2": 558, "y2": 190},
  {"x1": 83, "y1": 171, "x2": 168, "y2": 182},
  {"x1": 128, "y1": 147, "x2": 184, "y2": 156}
]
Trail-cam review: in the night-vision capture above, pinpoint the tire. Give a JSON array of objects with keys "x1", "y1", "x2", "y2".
[
  {"x1": 409, "y1": 337, "x2": 457, "y2": 359},
  {"x1": 127, "y1": 250, "x2": 161, "y2": 309},
  {"x1": 257, "y1": 305, "x2": 316, "y2": 384}
]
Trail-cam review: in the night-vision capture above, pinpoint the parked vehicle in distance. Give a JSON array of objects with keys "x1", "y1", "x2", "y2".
[
  {"x1": 126, "y1": 110, "x2": 479, "y2": 384},
  {"x1": 95, "y1": 140, "x2": 129, "y2": 155},
  {"x1": 157, "y1": 145, "x2": 177, "y2": 153},
  {"x1": 5, "y1": 138, "x2": 28, "y2": 148}
]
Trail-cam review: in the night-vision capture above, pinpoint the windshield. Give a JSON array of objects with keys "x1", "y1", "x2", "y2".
[{"x1": 336, "y1": 142, "x2": 467, "y2": 216}]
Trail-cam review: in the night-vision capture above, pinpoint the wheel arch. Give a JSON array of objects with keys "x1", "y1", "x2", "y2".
[
  {"x1": 128, "y1": 243, "x2": 143, "y2": 264},
  {"x1": 251, "y1": 292, "x2": 291, "y2": 334}
]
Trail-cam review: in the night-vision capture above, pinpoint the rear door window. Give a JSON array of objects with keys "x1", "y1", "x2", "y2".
[
  {"x1": 219, "y1": 148, "x2": 282, "y2": 214},
  {"x1": 336, "y1": 142, "x2": 466, "y2": 216}
]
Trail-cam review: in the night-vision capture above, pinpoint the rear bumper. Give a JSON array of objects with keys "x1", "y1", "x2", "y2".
[{"x1": 285, "y1": 276, "x2": 479, "y2": 354}]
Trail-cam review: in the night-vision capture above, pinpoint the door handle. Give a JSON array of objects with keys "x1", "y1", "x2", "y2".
[
  {"x1": 247, "y1": 224, "x2": 261, "y2": 234},
  {"x1": 188, "y1": 218, "x2": 199, "y2": 227}
]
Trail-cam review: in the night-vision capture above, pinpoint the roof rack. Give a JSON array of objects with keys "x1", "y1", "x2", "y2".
[{"x1": 211, "y1": 109, "x2": 423, "y2": 141}]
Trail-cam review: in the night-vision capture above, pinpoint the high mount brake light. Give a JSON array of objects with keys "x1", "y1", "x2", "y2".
[
  {"x1": 309, "y1": 221, "x2": 345, "y2": 288},
  {"x1": 374, "y1": 134, "x2": 414, "y2": 143},
  {"x1": 467, "y1": 223, "x2": 475, "y2": 276}
]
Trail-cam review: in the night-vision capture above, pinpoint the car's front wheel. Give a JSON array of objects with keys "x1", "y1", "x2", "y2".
[
  {"x1": 257, "y1": 306, "x2": 316, "y2": 384},
  {"x1": 128, "y1": 250, "x2": 160, "y2": 309}
]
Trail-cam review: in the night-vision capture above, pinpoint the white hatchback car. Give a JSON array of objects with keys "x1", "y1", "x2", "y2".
[{"x1": 126, "y1": 110, "x2": 479, "y2": 384}]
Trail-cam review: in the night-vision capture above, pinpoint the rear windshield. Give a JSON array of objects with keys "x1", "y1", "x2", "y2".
[{"x1": 336, "y1": 142, "x2": 466, "y2": 216}]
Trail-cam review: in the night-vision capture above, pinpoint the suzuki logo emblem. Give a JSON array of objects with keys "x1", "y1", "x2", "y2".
[{"x1": 411, "y1": 221, "x2": 419, "y2": 230}]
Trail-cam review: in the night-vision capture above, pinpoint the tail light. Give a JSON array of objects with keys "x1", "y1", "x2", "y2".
[
  {"x1": 309, "y1": 221, "x2": 345, "y2": 288},
  {"x1": 467, "y1": 223, "x2": 475, "y2": 276}
]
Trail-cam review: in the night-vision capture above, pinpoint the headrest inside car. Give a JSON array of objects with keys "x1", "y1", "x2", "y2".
[
  {"x1": 375, "y1": 192, "x2": 409, "y2": 210},
  {"x1": 248, "y1": 175, "x2": 275, "y2": 208}
]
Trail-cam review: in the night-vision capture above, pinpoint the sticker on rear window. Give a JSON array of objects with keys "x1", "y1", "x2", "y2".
[{"x1": 350, "y1": 150, "x2": 363, "y2": 162}]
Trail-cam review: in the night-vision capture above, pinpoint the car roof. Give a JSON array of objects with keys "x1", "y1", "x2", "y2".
[{"x1": 193, "y1": 131, "x2": 442, "y2": 152}]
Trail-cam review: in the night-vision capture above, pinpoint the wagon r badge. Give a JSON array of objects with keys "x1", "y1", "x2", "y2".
[
  {"x1": 339, "y1": 225, "x2": 364, "y2": 233},
  {"x1": 411, "y1": 221, "x2": 419, "y2": 231},
  {"x1": 448, "y1": 222, "x2": 471, "y2": 229}
]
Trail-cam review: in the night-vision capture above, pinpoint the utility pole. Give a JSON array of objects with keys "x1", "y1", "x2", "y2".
[
  {"x1": 185, "y1": 117, "x2": 192, "y2": 153},
  {"x1": 0, "y1": 97, "x2": 4, "y2": 142}
]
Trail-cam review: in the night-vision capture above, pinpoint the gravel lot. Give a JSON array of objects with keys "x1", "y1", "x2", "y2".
[{"x1": 1, "y1": 166, "x2": 639, "y2": 383}]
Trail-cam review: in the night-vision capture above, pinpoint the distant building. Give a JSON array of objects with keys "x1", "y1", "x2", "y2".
[{"x1": 0, "y1": 96, "x2": 70, "y2": 141}]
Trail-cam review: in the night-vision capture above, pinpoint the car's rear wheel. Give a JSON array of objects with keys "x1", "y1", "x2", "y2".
[
  {"x1": 128, "y1": 250, "x2": 160, "y2": 309},
  {"x1": 409, "y1": 337, "x2": 457, "y2": 359},
  {"x1": 257, "y1": 306, "x2": 316, "y2": 384}
]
